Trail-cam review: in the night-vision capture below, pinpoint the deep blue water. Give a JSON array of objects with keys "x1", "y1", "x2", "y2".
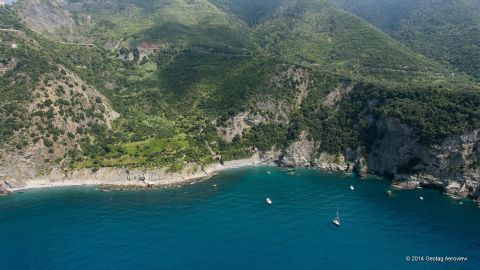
[{"x1": 1, "y1": 167, "x2": 479, "y2": 269}]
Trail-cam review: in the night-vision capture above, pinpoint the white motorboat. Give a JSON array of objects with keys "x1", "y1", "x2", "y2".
[
  {"x1": 349, "y1": 185, "x2": 354, "y2": 191},
  {"x1": 266, "y1": 198, "x2": 272, "y2": 205},
  {"x1": 419, "y1": 196, "x2": 424, "y2": 200}
]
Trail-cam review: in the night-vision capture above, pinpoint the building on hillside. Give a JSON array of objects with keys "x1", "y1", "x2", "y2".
[
  {"x1": 138, "y1": 42, "x2": 162, "y2": 62},
  {"x1": 11, "y1": 43, "x2": 17, "y2": 49},
  {"x1": 138, "y1": 42, "x2": 161, "y2": 50},
  {"x1": 0, "y1": 1, "x2": 5, "y2": 7}
]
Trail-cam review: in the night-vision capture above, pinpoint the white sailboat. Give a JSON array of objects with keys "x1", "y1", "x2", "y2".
[{"x1": 332, "y1": 210, "x2": 340, "y2": 227}]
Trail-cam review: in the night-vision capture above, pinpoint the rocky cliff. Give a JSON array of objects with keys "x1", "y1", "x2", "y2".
[{"x1": 275, "y1": 117, "x2": 480, "y2": 205}]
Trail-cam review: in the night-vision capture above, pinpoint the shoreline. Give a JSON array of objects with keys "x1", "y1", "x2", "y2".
[
  {"x1": 2, "y1": 156, "x2": 480, "y2": 208},
  {"x1": 2, "y1": 154, "x2": 266, "y2": 193}
]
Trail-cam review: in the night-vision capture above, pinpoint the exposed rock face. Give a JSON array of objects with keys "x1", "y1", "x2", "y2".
[
  {"x1": 280, "y1": 131, "x2": 314, "y2": 167},
  {"x1": 323, "y1": 83, "x2": 354, "y2": 107},
  {"x1": 20, "y1": 0, "x2": 95, "y2": 43},
  {"x1": 355, "y1": 157, "x2": 368, "y2": 178},
  {"x1": 260, "y1": 147, "x2": 282, "y2": 165},
  {"x1": 365, "y1": 117, "x2": 480, "y2": 201},
  {"x1": 391, "y1": 129, "x2": 480, "y2": 199},
  {"x1": 217, "y1": 111, "x2": 265, "y2": 142},
  {"x1": 22, "y1": 0, "x2": 74, "y2": 36},
  {"x1": 313, "y1": 152, "x2": 348, "y2": 172},
  {"x1": 255, "y1": 99, "x2": 291, "y2": 124},
  {"x1": 367, "y1": 117, "x2": 422, "y2": 177},
  {"x1": 287, "y1": 66, "x2": 311, "y2": 109},
  {"x1": 0, "y1": 184, "x2": 10, "y2": 196}
]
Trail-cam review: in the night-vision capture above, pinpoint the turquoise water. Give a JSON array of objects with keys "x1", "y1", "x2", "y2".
[{"x1": 1, "y1": 167, "x2": 479, "y2": 269}]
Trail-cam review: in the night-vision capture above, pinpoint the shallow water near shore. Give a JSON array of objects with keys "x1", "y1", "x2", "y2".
[{"x1": 1, "y1": 167, "x2": 479, "y2": 269}]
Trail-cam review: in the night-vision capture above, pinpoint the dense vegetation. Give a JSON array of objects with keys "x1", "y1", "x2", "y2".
[
  {"x1": 1, "y1": 0, "x2": 480, "y2": 173},
  {"x1": 330, "y1": 0, "x2": 480, "y2": 80},
  {"x1": 301, "y1": 82, "x2": 480, "y2": 154}
]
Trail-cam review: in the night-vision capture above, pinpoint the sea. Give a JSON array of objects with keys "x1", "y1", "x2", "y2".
[{"x1": 1, "y1": 167, "x2": 479, "y2": 269}]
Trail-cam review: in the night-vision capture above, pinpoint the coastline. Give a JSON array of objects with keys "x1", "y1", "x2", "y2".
[
  {"x1": 2, "y1": 154, "x2": 264, "y2": 193},
  {"x1": 2, "y1": 154, "x2": 479, "y2": 208}
]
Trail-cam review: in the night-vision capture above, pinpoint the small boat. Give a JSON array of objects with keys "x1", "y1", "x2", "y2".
[
  {"x1": 419, "y1": 196, "x2": 424, "y2": 200},
  {"x1": 349, "y1": 185, "x2": 355, "y2": 191},
  {"x1": 212, "y1": 184, "x2": 217, "y2": 187},
  {"x1": 332, "y1": 210, "x2": 340, "y2": 227},
  {"x1": 386, "y1": 190, "x2": 393, "y2": 196},
  {"x1": 266, "y1": 198, "x2": 272, "y2": 205},
  {"x1": 267, "y1": 171, "x2": 271, "y2": 175},
  {"x1": 459, "y1": 201, "x2": 463, "y2": 205}
]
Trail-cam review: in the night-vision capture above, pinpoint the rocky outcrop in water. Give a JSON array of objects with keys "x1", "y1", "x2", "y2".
[{"x1": 0, "y1": 184, "x2": 10, "y2": 196}]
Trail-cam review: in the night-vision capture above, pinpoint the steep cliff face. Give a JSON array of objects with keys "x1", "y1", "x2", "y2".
[
  {"x1": 278, "y1": 130, "x2": 361, "y2": 172},
  {"x1": 365, "y1": 117, "x2": 480, "y2": 200},
  {"x1": 391, "y1": 130, "x2": 480, "y2": 199},
  {"x1": 279, "y1": 131, "x2": 314, "y2": 167},
  {"x1": 367, "y1": 117, "x2": 423, "y2": 177}
]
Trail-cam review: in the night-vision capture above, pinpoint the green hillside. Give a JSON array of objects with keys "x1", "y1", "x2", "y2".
[
  {"x1": 1, "y1": 0, "x2": 480, "y2": 173},
  {"x1": 64, "y1": 0, "x2": 256, "y2": 52},
  {"x1": 330, "y1": 0, "x2": 480, "y2": 79},
  {"x1": 330, "y1": 0, "x2": 418, "y2": 31},
  {"x1": 211, "y1": 0, "x2": 287, "y2": 24},
  {"x1": 255, "y1": 0, "x2": 450, "y2": 84}
]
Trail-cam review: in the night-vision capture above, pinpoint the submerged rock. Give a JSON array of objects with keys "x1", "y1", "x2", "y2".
[{"x1": 0, "y1": 184, "x2": 10, "y2": 196}]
